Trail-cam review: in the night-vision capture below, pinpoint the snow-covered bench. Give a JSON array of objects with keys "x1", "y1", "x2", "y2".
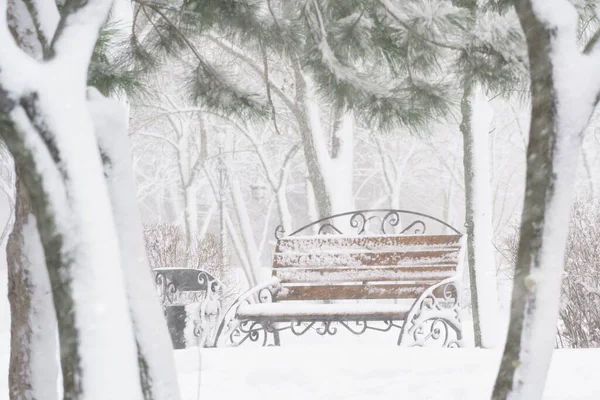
[
  {"x1": 154, "y1": 268, "x2": 223, "y2": 348},
  {"x1": 215, "y1": 209, "x2": 466, "y2": 348}
]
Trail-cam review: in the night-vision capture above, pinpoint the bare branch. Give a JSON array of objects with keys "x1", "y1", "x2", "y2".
[{"x1": 277, "y1": 143, "x2": 300, "y2": 190}]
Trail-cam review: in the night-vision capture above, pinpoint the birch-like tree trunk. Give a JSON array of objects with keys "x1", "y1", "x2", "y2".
[
  {"x1": 494, "y1": 1, "x2": 600, "y2": 398},
  {"x1": 461, "y1": 83, "x2": 499, "y2": 348}
]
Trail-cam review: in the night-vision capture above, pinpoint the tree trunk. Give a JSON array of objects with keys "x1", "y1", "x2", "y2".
[
  {"x1": 276, "y1": 186, "x2": 292, "y2": 234},
  {"x1": 328, "y1": 109, "x2": 355, "y2": 216},
  {"x1": 183, "y1": 181, "x2": 198, "y2": 250},
  {"x1": 305, "y1": 178, "x2": 319, "y2": 231},
  {"x1": 461, "y1": 82, "x2": 483, "y2": 348},
  {"x1": 2, "y1": 83, "x2": 144, "y2": 400},
  {"x1": 493, "y1": 1, "x2": 592, "y2": 398},
  {"x1": 89, "y1": 89, "x2": 181, "y2": 400},
  {"x1": 230, "y1": 179, "x2": 259, "y2": 286},
  {"x1": 7, "y1": 177, "x2": 59, "y2": 400},
  {"x1": 461, "y1": 83, "x2": 499, "y2": 348}
]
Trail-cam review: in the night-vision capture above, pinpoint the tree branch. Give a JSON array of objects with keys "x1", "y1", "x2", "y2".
[
  {"x1": 0, "y1": 10, "x2": 39, "y2": 94},
  {"x1": 204, "y1": 34, "x2": 298, "y2": 114},
  {"x1": 21, "y1": 0, "x2": 59, "y2": 57},
  {"x1": 277, "y1": 143, "x2": 300, "y2": 190},
  {"x1": 376, "y1": 0, "x2": 462, "y2": 51},
  {"x1": 50, "y1": 0, "x2": 113, "y2": 68},
  {"x1": 584, "y1": 26, "x2": 600, "y2": 54}
]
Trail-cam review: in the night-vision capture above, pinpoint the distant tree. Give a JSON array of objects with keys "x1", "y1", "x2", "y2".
[{"x1": 129, "y1": 0, "x2": 459, "y2": 219}]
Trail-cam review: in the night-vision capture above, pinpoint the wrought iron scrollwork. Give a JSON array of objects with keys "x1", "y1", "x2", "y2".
[
  {"x1": 153, "y1": 268, "x2": 224, "y2": 347},
  {"x1": 274, "y1": 225, "x2": 286, "y2": 240},
  {"x1": 215, "y1": 278, "x2": 282, "y2": 347},
  {"x1": 229, "y1": 320, "x2": 277, "y2": 346},
  {"x1": 398, "y1": 277, "x2": 464, "y2": 348},
  {"x1": 275, "y1": 209, "x2": 460, "y2": 239},
  {"x1": 217, "y1": 313, "x2": 407, "y2": 347},
  {"x1": 155, "y1": 272, "x2": 177, "y2": 304},
  {"x1": 399, "y1": 220, "x2": 426, "y2": 234}
]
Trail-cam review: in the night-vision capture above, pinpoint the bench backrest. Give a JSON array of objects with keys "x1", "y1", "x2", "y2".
[
  {"x1": 153, "y1": 268, "x2": 221, "y2": 305},
  {"x1": 272, "y1": 234, "x2": 464, "y2": 302}
]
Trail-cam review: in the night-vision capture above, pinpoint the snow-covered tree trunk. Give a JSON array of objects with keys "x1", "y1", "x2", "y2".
[
  {"x1": 0, "y1": 0, "x2": 145, "y2": 397},
  {"x1": 294, "y1": 63, "x2": 354, "y2": 218},
  {"x1": 89, "y1": 89, "x2": 181, "y2": 400},
  {"x1": 494, "y1": 1, "x2": 600, "y2": 398},
  {"x1": 7, "y1": 179, "x2": 58, "y2": 400},
  {"x1": 230, "y1": 178, "x2": 260, "y2": 287},
  {"x1": 461, "y1": 83, "x2": 499, "y2": 348},
  {"x1": 275, "y1": 185, "x2": 292, "y2": 234},
  {"x1": 4, "y1": 0, "x2": 59, "y2": 397},
  {"x1": 224, "y1": 211, "x2": 257, "y2": 287},
  {"x1": 183, "y1": 180, "x2": 199, "y2": 249},
  {"x1": 328, "y1": 110, "x2": 355, "y2": 216},
  {"x1": 305, "y1": 178, "x2": 319, "y2": 230}
]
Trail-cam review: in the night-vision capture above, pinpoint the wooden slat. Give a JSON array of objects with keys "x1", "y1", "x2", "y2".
[
  {"x1": 274, "y1": 282, "x2": 433, "y2": 301},
  {"x1": 273, "y1": 250, "x2": 459, "y2": 269},
  {"x1": 274, "y1": 265, "x2": 456, "y2": 283},
  {"x1": 276, "y1": 234, "x2": 462, "y2": 253}
]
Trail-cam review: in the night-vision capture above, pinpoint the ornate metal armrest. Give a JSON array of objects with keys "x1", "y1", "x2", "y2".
[
  {"x1": 214, "y1": 277, "x2": 281, "y2": 347},
  {"x1": 398, "y1": 276, "x2": 464, "y2": 348}
]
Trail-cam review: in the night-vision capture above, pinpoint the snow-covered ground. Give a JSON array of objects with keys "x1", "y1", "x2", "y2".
[
  {"x1": 2, "y1": 269, "x2": 599, "y2": 399},
  {"x1": 178, "y1": 347, "x2": 600, "y2": 400}
]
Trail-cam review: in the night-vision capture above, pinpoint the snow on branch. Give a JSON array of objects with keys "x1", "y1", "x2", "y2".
[
  {"x1": 530, "y1": 0, "x2": 600, "y2": 131},
  {"x1": 0, "y1": 14, "x2": 40, "y2": 94},
  {"x1": 20, "y1": 0, "x2": 60, "y2": 53},
  {"x1": 303, "y1": 0, "x2": 386, "y2": 98},
  {"x1": 50, "y1": 0, "x2": 113, "y2": 69}
]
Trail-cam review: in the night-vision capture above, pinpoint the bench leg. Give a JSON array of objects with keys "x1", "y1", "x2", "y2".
[
  {"x1": 272, "y1": 327, "x2": 281, "y2": 346},
  {"x1": 214, "y1": 279, "x2": 282, "y2": 347},
  {"x1": 398, "y1": 277, "x2": 464, "y2": 348}
]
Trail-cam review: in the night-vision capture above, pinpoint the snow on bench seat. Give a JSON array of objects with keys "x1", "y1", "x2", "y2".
[
  {"x1": 237, "y1": 302, "x2": 412, "y2": 321},
  {"x1": 275, "y1": 281, "x2": 436, "y2": 301}
]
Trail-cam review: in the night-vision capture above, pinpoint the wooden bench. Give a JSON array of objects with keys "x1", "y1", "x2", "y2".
[
  {"x1": 215, "y1": 210, "x2": 466, "y2": 348},
  {"x1": 154, "y1": 268, "x2": 223, "y2": 348}
]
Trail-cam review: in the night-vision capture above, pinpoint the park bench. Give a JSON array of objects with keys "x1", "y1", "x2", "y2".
[
  {"x1": 154, "y1": 268, "x2": 223, "y2": 348},
  {"x1": 215, "y1": 209, "x2": 467, "y2": 348}
]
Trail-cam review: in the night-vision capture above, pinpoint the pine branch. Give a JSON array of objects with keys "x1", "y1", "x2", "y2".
[
  {"x1": 377, "y1": 0, "x2": 463, "y2": 51},
  {"x1": 584, "y1": 26, "x2": 600, "y2": 54},
  {"x1": 204, "y1": 34, "x2": 298, "y2": 113}
]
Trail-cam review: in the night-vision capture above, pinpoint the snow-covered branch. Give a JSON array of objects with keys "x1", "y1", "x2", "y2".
[
  {"x1": 0, "y1": 22, "x2": 40, "y2": 94},
  {"x1": 50, "y1": 0, "x2": 113, "y2": 69},
  {"x1": 20, "y1": 0, "x2": 59, "y2": 53}
]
